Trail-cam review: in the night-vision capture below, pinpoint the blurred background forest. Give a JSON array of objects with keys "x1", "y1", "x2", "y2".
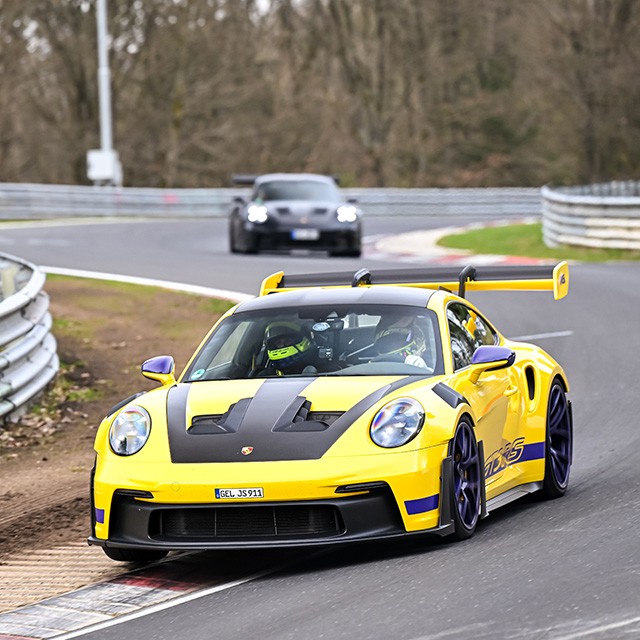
[{"x1": 0, "y1": 0, "x2": 639, "y2": 188}]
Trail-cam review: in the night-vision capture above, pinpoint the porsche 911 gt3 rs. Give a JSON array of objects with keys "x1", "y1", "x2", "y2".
[
  {"x1": 89, "y1": 263, "x2": 572, "y2": 562},
  {"x1": 228, "y1": 173, "x2": 362, "y2": 256}
]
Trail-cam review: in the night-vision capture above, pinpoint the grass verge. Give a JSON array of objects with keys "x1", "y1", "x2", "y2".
[
  {"x1": 1, "y1": 276, "x2": 235, "y2": 451},
  {"x1": 437, "y1": 222, "x2": 640, "y2": 262}
]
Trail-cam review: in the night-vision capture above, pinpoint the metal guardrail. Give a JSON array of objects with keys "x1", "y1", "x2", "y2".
[
  {"x1": 0, "y1": 253, "x2": 58, "y2": 423},
  {"x1": 0, "y1": 183, "x2": 542, "y2": 218},
  {"x1": 0, "y1": 182, "x2": 542, "y2": 423},
  {"x1": 542, "y1": 181, "x2": 640, "y2": 250}
]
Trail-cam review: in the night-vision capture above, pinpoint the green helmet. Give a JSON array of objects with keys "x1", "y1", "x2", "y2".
[
  {"x1": 265, "y1": 321, "x2": 312, "y2": 368},
  {"x1": 375, "y1": 325, "x2": 425, "y2": 358}
]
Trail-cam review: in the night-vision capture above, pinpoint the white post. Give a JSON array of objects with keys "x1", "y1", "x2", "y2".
[
  {"x1": 88, "y1": 0, "x2": 122, "y2": 185},
  {"x1": 96, "y1": 0, "x2": 113, "y2": 152}
]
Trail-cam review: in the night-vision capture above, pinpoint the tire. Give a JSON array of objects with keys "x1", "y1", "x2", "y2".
[
  {"x1": 449, "y1": 418, "x2": 482, "y2": 540},
  {"x1": 229, "y1": 217, "x2": 240, "y2": 253},
  {"x1": 102, "y1": 546, "x2": 168, "y2": 563},
  {"x1": 229, "y1": 223, "x2": 238, "y2": 253},
  {"x1": 238, "y1": 227, "x2": 258, "y2": 254},
  {"x1": 540, "y1": 380, "x2": 572, "y2": 499}
]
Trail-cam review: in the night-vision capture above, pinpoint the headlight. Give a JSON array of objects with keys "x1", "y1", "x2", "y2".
[
  {"x1": 336, "y1": 204, "x2": 358, "y2": 223},
  {"x1": 370, "y1": 398, "x2": 425, "y2": 448},
  {"x1": 247, "y1": 204, "x2": 268, "y2": 223},
  {"x1": 109, "y1": 406, "x2": 151, "y2": 455}
]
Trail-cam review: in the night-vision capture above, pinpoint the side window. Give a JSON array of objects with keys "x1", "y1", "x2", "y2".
[
  {"x1": 447, "y1": 303, "x2": 497, "y2": 370},
  {"x1": 466, "y1": 310, "x2": 497, "y2": 348},
  {"x1": 448, "y1": 305, "x2": 475, "y2": 370}
]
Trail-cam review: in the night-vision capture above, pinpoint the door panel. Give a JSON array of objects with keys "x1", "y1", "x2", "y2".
[{"x1": 450, "y1": 370, "x2": 512, "y2": 485}]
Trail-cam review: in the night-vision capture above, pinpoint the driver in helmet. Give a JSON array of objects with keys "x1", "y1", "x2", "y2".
[
  {"x1": 374, "y1": 315, "x2": 429, "y2": 370},
  {"x1": 260, "y1": 320, "x2": 325, "y2": 376}
]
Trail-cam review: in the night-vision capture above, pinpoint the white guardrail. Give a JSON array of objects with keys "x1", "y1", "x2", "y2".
[
  {"x1": 0, "y1": 182, "x2": 542, "y2": 218},
  {"x1": 542, "y1": 181, "x2": 640, "y2": 250},
  {"x1": 0, "y1": 253, "x2": 58, "y2": 423}
]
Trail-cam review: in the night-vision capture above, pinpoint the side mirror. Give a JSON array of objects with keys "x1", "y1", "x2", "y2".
[
  {"x1": 468, "y1": 346, "x2": 515, "y2": 384},
  {"x1": 347, "y1": 197, "x2": 358, "y2": 204},
  {"x1": 142, "y1": 355, "x2": 176, "y2": 386},
  {"x1": 233, "y1": 196, "x2": 246, "y2": 204}
]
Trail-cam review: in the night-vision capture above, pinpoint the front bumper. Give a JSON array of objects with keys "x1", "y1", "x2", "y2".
[
  {"x1": 92, "y1": 486, "x2": 395, "y2": 551},
  {"x1": 90, "y1": 446, "x2": 453, "y2": 551},
  {"x1": 247, "y1": 222, "x2": 360, "y2": 251}
]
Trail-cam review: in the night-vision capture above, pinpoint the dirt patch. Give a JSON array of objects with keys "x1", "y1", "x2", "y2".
[{"x1": 0, "y1": 276, "x2": 232, "y2": 560}]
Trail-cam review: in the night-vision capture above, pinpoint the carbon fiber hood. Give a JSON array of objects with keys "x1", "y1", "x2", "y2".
[{"x1": 165, "y1": 376, "x2": 429, "y2": 463}]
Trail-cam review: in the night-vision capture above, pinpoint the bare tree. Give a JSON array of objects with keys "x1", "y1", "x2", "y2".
[
  {"x1": 0, "y1": 0, "x2": 638, "y2": 186},
  {"x1": 521, "y1": 0, "x2": 640, "y2": 183},
  {"x1": 0, "y1": 0, "x2": 99, "y2": 183}
]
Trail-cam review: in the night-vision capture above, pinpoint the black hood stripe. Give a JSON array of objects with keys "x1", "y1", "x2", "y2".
[{"x1": 166, "y1": 375, "x2": 432, "y2": 463}]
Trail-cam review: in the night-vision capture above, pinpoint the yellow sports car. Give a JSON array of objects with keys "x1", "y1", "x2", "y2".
[{"x1": 89, "y1": 263, "x2": 572, "y2": 562}]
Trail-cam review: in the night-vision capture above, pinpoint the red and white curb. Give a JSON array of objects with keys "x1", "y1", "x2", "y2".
[
  {"x1": 0, "y1": 553, "x2": 277, "y2": 640},
  {"x1": 365, "y1": 218, "x2": 551, "y2": 266}
]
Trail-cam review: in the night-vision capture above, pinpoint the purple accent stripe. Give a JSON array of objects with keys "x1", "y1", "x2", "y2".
[
  {"x1": 95, "y1": 508, "x2": 105, "y2": 524},
  {"x1": 520, "y1": 442, "x2": 545, "y2": 462},
  {"x1": 405, "y1": 494, "x2": 439, "y2": 515}
]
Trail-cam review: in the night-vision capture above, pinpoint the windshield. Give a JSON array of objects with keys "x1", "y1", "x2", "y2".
[
  {"x1": 254, "y1": 180, "x2": 341, "y2": 203},
  {"x1": 183, "y1": 304, "x2": 443, "y2": 381}
]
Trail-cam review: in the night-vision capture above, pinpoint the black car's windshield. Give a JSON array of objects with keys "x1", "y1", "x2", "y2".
[
  {"x1": 255, "y1": 180, "x2": 341, "y2": 203},
  {"x1": 183, "y1": 304, "x2": 444, "y2": 381}
]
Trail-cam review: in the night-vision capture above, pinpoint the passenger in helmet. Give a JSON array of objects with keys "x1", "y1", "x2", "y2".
[{"x1": 374, "y1": 315, "x2": 429, "y2": 370}]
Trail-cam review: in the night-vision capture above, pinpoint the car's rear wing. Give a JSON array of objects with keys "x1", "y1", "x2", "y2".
[
  {"x1": 259, "y1": 262, "x2": 569, "y2": 300},
  {"x1": 232, "y1": 174, "x2": 342, "y2": 186},
  {"x1": 231, "y1": 174, "x2": 258, "y2": 186}
]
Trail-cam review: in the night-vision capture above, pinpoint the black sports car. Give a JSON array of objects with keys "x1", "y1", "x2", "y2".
[{"x1": 228, "y1": 173, "x2": 362, "y2": 256}]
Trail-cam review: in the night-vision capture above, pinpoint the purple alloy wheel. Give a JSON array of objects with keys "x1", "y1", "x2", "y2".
[
  {"x1": 452, "y1": 421, "x2": 481, "y2": 531},
  {"x1": 548, "y1": 384, "x2": 571, "y2": 488}
]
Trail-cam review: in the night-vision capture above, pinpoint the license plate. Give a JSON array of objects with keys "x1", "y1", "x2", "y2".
[
  {"x1": 291, "y1": 228, "x2": 320, "y2": 241},
  {"x1": 215, "y1": 487, "x2": 264, "y2": 499}
]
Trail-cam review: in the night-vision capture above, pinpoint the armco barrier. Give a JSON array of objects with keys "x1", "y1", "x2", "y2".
[
  {"x1": 0, "y1": 183, "x2": 542, "y2": 218},
  {"x1": 0, "y1": 253, "x2": 58, "y2": 423},
  {"x1": 542, "y1": 181, "x2": 640, "y2": 250}
]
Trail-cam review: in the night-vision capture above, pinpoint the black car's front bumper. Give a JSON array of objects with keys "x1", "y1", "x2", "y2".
[{"x1": 246, "y1": 221, "x2": 361, "y2": 252}]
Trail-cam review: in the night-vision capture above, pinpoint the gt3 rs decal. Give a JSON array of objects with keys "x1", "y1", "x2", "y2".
[
  {"x1": 404, "y1": 494, "x2": 439, "y2": 515},
  {"x1": 484, "y1": 438, "x2": 545, "y2": 479},
  {"x1": 166, "y1": 376, "x2": 432, "y2": 463}
]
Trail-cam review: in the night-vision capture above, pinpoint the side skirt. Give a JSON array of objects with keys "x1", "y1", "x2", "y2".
[
  {"x1": 485, "y1": 481, "x2": 543, "y2": 514},
  {"x1": 479, "y1": 440, "x2": 488, "y2": 520}
]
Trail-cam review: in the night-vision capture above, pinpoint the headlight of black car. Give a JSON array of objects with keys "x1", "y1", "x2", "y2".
[
  {"x1": 247, "y1": 204, "x2": 268, "y2": 223},
  {"x1": 336, "y1": 204, "x2": 358, "y2": 223}
]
